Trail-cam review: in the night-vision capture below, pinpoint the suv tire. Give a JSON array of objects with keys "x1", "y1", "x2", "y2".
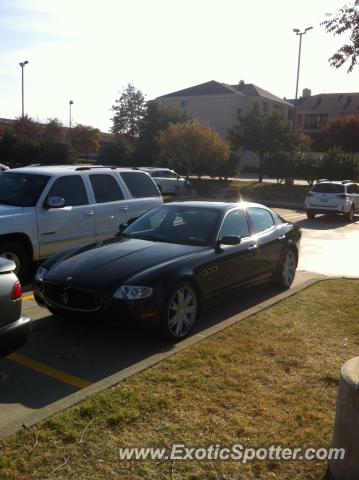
[{"x1": 0, "y1": 242, "x2": 29, "y2": 281}]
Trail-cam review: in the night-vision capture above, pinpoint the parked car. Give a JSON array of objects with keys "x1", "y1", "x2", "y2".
[
  {"x1": 0, "y1": 258, "x2": 31, "y2": 358},
  {"x1": 304, "y1": 180, "x2": 359, "y2": 221},
  {"x1": 139, "y1": 168, "x2": 190, "y2": 194},
  {"x1": 33, "y1": 201, "x2": 301, "y2": 341},
  {"x1": 0, "y1": 163, "x2": 9, "y2": 171},
  {"x1": 0, "y1": 165, "x2": 162, "y2": 279}
]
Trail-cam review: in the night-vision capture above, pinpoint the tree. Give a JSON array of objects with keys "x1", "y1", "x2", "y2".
[
  {"x1": 134, "y1": 100, "x2": 191, "y2": 165},
  {"x1": 157, "y1": 121, "x2": 231, "y2": 178},
  {"x1": 229, "y1": 103, "x2": 306, "y2": 182},
  {"x1": 98, "y1": 137, "x2": 134, "y2": 166},
  {"x1": 317, "y1": 116, "x2": 359, "y2": 152},
  {"x1": 322, "y1": 0, "x2": 359, "y2": 72},
  {"x1": 40, "y1": 141, "x2": 71, "y2": 165},
  {"x1": 320, "y1": 146, "x2": 359, "y2": 180},
  {"x1": 111, "y1": 84, "x2": 145, "y2": 138},
  {"x1": 69, "y1": 124, "x2": 101, "y2": 157},
  {"x1": 13, "y1": 115, "x2": 41, "y2": 139},
  {"x1": 42, "y1": 118, "x2": 65, "y2": 142}
]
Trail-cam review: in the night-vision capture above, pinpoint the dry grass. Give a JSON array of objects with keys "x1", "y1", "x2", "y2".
[{"x1": 1, "y1": 279, "x2": 359, "y2": 480}]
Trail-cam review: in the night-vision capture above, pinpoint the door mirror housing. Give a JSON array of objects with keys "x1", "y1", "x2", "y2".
[
  {"x1": 118, "y1": 217, "x2": 138, "y2": 234},
  {"x1": 216, "y1": 235, "x2": 241, "y2": 247},
  {"x1": 45, "y1": 196, "x2": 66, "y2": 209}
]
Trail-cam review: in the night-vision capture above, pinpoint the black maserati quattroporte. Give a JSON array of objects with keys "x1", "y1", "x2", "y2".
[{"x1": 33, "y1": 202, "x2": 301, "y2": 340}]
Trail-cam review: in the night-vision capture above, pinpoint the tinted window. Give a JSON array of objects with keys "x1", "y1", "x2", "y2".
[
  {"x1": 48, "y1": 175, "x2": 88, "y2": 206},
  {"x1": 248, "y1": 207, "x2": 275, "y2": 234},
  {"x1": 353, "y1": 185, "x2": 359, "y2": 194},
  {"x1": 312, "y1": 183, "x2": 344, "y2": 193},
  {"x1": 0, "y1": 172, "x2": 49, "y2": 207},
  {"x1": 90, "y1": 174, "x2": 124, "y2": 203},
  {"x1": 219, "y1": 210, "x2": 249, "y2": 238},
  {"x1": 124, "y1": 205, "x2": 220, "y2": 246},
  {"x1": 121, "y1": 171, "x2": 160, "y2": 197}
]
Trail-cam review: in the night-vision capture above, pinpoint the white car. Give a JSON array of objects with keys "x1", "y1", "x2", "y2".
[
  {"x1": 140, "y1": 168, "x2": 190, "y2": 195},
  {"x1": 0, "y1": 165, "x2": 162, "y2": 279},
  {"x1": 304, "y1": 180, "x2": 359, "y2": 221}
]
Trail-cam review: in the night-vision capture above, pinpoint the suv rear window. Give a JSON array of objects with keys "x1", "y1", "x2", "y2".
[
  {"x1": 120, "y1": 171, "x2": 160, "y2": 198},
  {"x1": 311, "y1": 183, "x2": 344, "y2": 193}
]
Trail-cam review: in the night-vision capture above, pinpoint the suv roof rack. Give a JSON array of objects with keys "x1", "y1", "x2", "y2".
[
  {"x1": 342, "y1": 180, "x2": 353, "y2": 184},
  {"x1": 74, "y1": 165, "x2": 126, "y2": 171},
  {"x1": 315, "y1": 178, "x2": 329, "y2": 183}
]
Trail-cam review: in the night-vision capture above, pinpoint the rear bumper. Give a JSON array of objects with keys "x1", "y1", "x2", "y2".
[
  {"x1": 0, "y1": 316, "x2": 31, "y2": 358},
  {"x1": 304, "y1": 201, "x2": 351, "y2": 214}
]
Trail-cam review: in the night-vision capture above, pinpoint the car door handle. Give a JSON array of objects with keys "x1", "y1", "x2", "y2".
[
  {"x1": 119, "y1": 206, "x2": 128, "y2": 211},
  {"x1": 278, "y1": 235, "x2": 286, "y2": 241},
  {"x1": 248, "y1": 244, "x2": 258, "y2": 254},
  {"x1": 85, "y1": 211, "x2": 95, "y2": 216}
]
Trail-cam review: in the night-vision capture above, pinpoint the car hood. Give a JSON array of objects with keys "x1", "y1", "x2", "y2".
[
  {"x1": 46, "y1": 237, "x2": 204, "y2": 288},
  {"x1": 0, "y1": 204, "x2": 24, "y2": 216}
]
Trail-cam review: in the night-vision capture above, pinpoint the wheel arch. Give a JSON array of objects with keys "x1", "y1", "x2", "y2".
[{"x1": 0, "y1": 233, "x2": 34, "y2": 261}]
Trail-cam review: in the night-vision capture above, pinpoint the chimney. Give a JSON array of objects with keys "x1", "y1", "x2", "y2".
[
  {"x1": 238, "y1": 80, "x2": 245, "y2": 90},
  {"x1": 302, "y1": 88, "x2": 311, "y2": 98}
]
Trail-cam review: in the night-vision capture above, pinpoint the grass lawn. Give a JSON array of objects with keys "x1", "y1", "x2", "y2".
[
  {"x1": 188, "y1": 178, "x2": 308, "y2": 204},
  {"x1": 1, "y1": 279, "x2": 359, "y2": 480}
]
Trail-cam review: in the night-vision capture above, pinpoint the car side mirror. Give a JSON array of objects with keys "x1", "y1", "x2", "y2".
[
  {"x1": 45, "y1": 196, "x2": 66, "y2": 209},
  {"x1": 216, "y1": 235, "x2": 241, "y2": 247},
  {"x1": 118, "y1": 217, "x2": 138, "y2": 233}
]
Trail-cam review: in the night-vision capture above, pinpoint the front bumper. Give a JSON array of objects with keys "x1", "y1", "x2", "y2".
[
  {"x1": 33, "y1": 282, "x2": 161, "y2": 322},
  {"x1": 0, "y1": 316, "x2": 32, "y2": 358}
]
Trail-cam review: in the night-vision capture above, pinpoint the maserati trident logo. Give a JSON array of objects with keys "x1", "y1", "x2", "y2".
[{"x1": 61, "y1": 291, "x2": 69, "y2": 305}]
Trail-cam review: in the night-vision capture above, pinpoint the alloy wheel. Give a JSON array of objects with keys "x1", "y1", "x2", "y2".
[
  {"x1": 282, "y1": 250, "x2": 296, "y2": 288},
  {"x1": 0, "y1": 251, "x2": 20, "y2": 275},
  {"x1": 167, "y1": 285, "x2": 197, "y2": 339}
]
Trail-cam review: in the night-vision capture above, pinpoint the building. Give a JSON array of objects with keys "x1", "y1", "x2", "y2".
[
  {"x1": 292, "y1": 89, "x2": 359, "y2": 134},
  {"x1": 158, "y1": 80, "x2": 294, "y2": 170},
  {"x1": 158, "y1": 80, "x2": 293, "y2": 138}
]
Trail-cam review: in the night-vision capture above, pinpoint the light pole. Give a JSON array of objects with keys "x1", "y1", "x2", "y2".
[
  {"x1": 19, "y1": 60, "x2": 29, "y2": 117},
  {"x1": 293, "y1": 26, "x2": 312, "y2": 126},
  {"x1": 69, "y1": 100, "x2": 74, "y2": 128}
]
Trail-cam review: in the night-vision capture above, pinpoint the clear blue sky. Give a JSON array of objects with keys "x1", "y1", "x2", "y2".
[{"x1": 0, "y1": 0, "x2": 355, "y2": 132}]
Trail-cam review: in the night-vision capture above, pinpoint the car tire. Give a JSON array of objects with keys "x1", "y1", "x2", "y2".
[
  {"x1": 0, "y1": 242, "x2": 30, "y2": 281},
  {"x1": 160, "y1": 281, "x2": 199, "y2": 341},
  {"x1": 346, "y1": 206, "x2": 354, "y2": 222},
  {"x1": 274, "y1": 248, "x2": 297, "y2": 290},
  {"x1": 306, "y1": 210, "x2": 315, "y2": 220}
]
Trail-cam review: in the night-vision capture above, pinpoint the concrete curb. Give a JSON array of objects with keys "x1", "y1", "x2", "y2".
[{"x1": 0, "y1": 274, "x2": 325, "y2": 439}]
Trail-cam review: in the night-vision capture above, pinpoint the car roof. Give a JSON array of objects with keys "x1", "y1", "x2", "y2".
[
  {"x1": 7, "y1": 165, "x2": 145, "y2": 175},
  {"x1": 164, "y1": 200, "x2": 271, "y2": 212},
  {"x1": 313, "y1": 180, "x2": 356, "y2": 185}
]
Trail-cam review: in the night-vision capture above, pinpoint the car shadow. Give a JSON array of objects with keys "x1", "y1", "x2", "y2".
[
  {"x1": 296, "y1": 214, "x2": 358, "y2": 231},
  {"x1": 0, "y1": 283, "x2": 283, "y2": 412}
]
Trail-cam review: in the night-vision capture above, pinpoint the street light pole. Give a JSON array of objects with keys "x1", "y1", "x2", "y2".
[
  {"x1": 19, "y1": 60, "x2": 29, "y2": 117},
  {"x1": 293, "y1": 27, "x2": 312, "y2": 126},
  {"x1": 69, "y1": 100, "x2": 74, "y2": 128}
]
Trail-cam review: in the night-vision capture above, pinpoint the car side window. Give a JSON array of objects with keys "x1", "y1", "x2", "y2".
[
  {"x1": 354, "y1": 185, "x2": 359, "y2": 194},
  {"x1": 120, "y1": 171, "x2": 160, "y2": 198},
  {"x1": 347, "y1": 185, "x2": 354, "y2": 194},
  {"x1": 219, "y1": 210, "x2": 250, "y2": 238},
  {"x1": 48, "y1": 175, "x2": 88, "y2": 206},
  {"x1": 247, "y1": 207, "x2": 275, "y2": 234},
  {"x1": 90, "y1": 174, "x2": 124, "y2": 203}
]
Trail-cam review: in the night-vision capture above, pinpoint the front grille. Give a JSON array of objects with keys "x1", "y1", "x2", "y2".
[{"x1": 44, "y1": 282, "x2": 102, "y2": 311}]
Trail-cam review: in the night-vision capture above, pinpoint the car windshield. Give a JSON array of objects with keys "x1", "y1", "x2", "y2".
[
  {"x1": 311, "y1": 183, "x2": 345, "y2": 194},
  {"x1": 124, "y1": 205, "x2": 221, "y2": 246},
  {"x1": 0, "y1": 172, "x2": 50, "y2": 207}
]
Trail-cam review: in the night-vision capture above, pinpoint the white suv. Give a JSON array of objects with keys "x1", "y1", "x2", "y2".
[
  {"x1": 304, "y1": 180, "x2": 359, "y2": 221},
  {"x1": 139, "y1": 168, "x2": 190, "y2": 195},
  {"x1": 0, "y1": 165, "x2": 162, "y2": 279}
]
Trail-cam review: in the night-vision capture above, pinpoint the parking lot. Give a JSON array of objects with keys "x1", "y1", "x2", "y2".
[{"x1": 0, "y1": 208, "x2": 358, "y2": 437}]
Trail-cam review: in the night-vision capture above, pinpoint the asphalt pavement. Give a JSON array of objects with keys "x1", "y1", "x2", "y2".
[{"x1": 0, "y1": 208, "x2": 357, "y2": 437}]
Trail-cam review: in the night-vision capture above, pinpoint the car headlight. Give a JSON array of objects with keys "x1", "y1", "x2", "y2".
[
  {"x1": 113, "y1": 285, "x2": 153, "y2": 300},
  {"x1": 35, "y1": 267, "x2": 47, "y2": 282}
]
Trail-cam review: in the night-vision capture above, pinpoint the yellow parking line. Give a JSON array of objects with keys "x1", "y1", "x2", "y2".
[
  {"x1": 22, "y1": 294, "x2": 34, "y2": 302},
  {"x1": 7, "y1": 353, "x2": 92, "y2": 389}
]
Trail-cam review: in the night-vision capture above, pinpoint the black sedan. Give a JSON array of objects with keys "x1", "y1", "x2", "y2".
[{"x1": 33, "y1": 202, "x2": 301, "y2": 341}]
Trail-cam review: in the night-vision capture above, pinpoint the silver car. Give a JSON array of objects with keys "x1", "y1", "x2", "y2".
[{"x1": 0, "y1": 258, "x2": 31, "y2": 358}]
